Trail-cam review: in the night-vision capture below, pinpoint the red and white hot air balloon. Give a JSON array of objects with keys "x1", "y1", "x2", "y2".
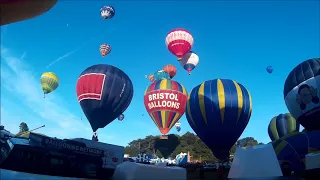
[{"x1": 165, "y1": 28, "x2": 194, "y2": 60}]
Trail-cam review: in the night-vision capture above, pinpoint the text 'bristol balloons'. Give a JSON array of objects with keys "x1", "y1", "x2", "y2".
[
  {"x1": 40, "y1": 72, "x2": 59, "y2": 98},
  {"x1": 180, "y1": 51, "x2": 199, "y2": 75},
  {"x1": 100, "y1": 5, "x2": 115, "y2": 20},
  {"x1": 266, "y1": 66, "x2": 273, "y2": 74},
  {"x1": 268, "y1": 113, "x2": 300, "y2": 141},
  {"x1": 100, "y1": 44, "x2": 111, "y2": 57},
  {"x1": 163, "y1": 64, "x2": 177, "y2": 79},
  {"x1": 76, "y1": 64, "x2": 134, "y2": 132},
  {"x1": 165, "y1": 28, "x2": 194, "y2": 60},
  {"x1": 186, "y1": 79, "x2": 252, "y2": 160},
  {"x1": 144, "y1": 79, "x2": 188, "y2": 135},
  {"x1": 284, "y1": 58, "x2": 320, "y2": 131},
  {"x1": 153, "y1": 70, "x2": 170, "y2": 81}
]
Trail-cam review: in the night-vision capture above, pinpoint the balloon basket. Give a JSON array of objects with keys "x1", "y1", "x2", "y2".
[{"x1": 160, "y1": 135, "x2": 168, "y2": 140}]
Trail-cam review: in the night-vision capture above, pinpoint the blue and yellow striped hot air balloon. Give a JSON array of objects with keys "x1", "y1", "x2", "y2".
[
  {"x1": 272, "y1": 131, "x2": 320, "y2": 173},
  {"x1": 268, "y1": 113, "x2": 300, "y2": 141},
  {"x1": 144, "y1": 79, "x2": 188, "y2": 136},
  {"x1": 186, "y1": 79, "x2": 252, "y2": 160},
  {"x1": 40, "y1": 72, "x2": 59, "y2": 98}
]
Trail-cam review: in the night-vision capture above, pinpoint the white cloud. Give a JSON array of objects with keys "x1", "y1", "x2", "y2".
[{"x1": 0, "y1": 48, "x2": 114, "y2": 141}]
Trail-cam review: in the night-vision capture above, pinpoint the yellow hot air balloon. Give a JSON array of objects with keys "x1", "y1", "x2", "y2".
[{"x1": 40, "y1": 72, "x2": 59, "y2": 98}]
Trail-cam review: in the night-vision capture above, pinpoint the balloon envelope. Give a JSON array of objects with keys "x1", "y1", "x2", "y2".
[
  {"x1": 40, "y1": 72, "x2": 59, "y2": 95},
  {"x1": 163, "y1": 65, "x2": 177, "y2": 79},
  {"x1": 272, "y1": 131, "x2": 320, "y2": 172},
  {"x1": 180, "y1": 51, "x2": 199, "y2": 75},
  {"x1": 100, "y1": 5, "x2": 115, "y2": 20},
  {"x1": 268, "y1": 113, "x2": 300, "y2": 141},
  {"x1": 165, "y1": 28, "x2": 194, "y2": 60},
  {"x1": 266, "y1": 66, "x2": 273, "y2": 74},
  {"x1": 76, "y1": 64, "x2": 134, "y2": 132},
  {"x1": 100, "y1": 44, "x2": 111, "y2": 57},
  {"x1": 144, "y1": 79, "x2": 188, "y2": 135},
  {"x1": 118, "y1": 114, "x2": 125, "y2": 121},
  {"x1": 284, "y1": 58, "x2": 320, "y2": 131},
  {"x1": 186, "y1": 79, "x2": 252, "y2": 160}
]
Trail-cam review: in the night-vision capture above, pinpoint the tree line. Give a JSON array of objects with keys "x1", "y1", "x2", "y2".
[{"x1": 124, "y1": 132, "x2": 264, "y2": 161}]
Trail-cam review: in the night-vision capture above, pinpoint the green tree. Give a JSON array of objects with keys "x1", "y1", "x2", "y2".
[{"x1": 19, "y1": 122, "x2": 29, "y2": 133}]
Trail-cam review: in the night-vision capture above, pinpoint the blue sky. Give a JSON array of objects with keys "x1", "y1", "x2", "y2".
[{"x1": 1, "y1": 1, "x2": 319, "y2": 146}]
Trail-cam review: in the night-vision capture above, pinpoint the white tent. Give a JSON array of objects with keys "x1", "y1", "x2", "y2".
[
  {"x1": 228, "y1": 144, "x2": 283, "y2": 178},
  {"x1": 305, "y1": 153, "x2": 320, "y2": 170},
  {"x1": 113, "y1": 162, "x2": 186, "y2": 180}
]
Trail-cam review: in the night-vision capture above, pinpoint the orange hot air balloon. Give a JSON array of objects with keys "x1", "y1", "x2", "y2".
[
  {"x1": 144, "y1": 79, "x2": 188, "y2": 136},
  {"x1": 163, "y1": 64, "x2": 177, "y2": 79},
  {"x1": 148, "y1": 75, "x2": 154, "y2": 82}
]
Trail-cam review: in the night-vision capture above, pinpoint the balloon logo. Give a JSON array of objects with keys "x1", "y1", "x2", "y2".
[
  {"x1": 186, "y1": 79, "x2": 252, "y2": 160},
  {"x1": 76, "y1": 64, "x2": 134, "y2": 133},
  {"x1": 144, "y1": 79, "x2": 188, "y2": 135},
  {"x1": 165, "y1": 28, "x2": 194, "y2": 60},
  {"x1": 284, "y1": 58, "x2": 320, "y2": 131}
]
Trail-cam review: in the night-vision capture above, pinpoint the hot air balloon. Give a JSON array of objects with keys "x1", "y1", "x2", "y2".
[
  {"x1": 176, "y1": 126, "x2": 181, "y2": 132},
  {"x1": 100, "y1": 44, "x2": 111, "y2": 57},
  {"x1": 163, "y1": 64, "x2": 177, "y2": 79},
  {"x1": 40, "y1": 72, "x2": 59, "y2": 98},
  {"x1": 118, "y1": 114, "x2": 125, "y2": 122},
  {"x1": 180, "y1": 51, "x2": 199, "y2": 75},
  {"x1": 100, "y1": 5, "x2": 115, "y2": 20},
  {"x1": 186, "y1": 79, "x2": 252, "y2": 160},
  {"x1": 175, "y1": 122, "x2": 181, "y2": 132},
  {"x1": 268, "y1": 113, "x2": 300, "y2": 141},
  {"x1": 154, "y1": 134, "x2": 180, "y2": 158},
  {"x1": 284, "y1": 58, "x2": 320, "y2": 131},
  {"x1": 144, "y1": 79, "x2": 188, "y2": 138},
  {"x1": 266, "y1": 66, "x2": 273, "y2": 74},
  {"x1": 76, "y1": 64, "x2": 134, "y2": 139},
  {"x1": 0, "y1": 0, "x2": 58, "y2": 26},
  {"x1": 153, "y1": 70, "x2": 170, "y2": 81},
  {"x1": 165, "y1": 28, "x2": 194, "y2": 60},
  {"x1": 272, "y1": 131, "x2": 320, "y2": 173}
]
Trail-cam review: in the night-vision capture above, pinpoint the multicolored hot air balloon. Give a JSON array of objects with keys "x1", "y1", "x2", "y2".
[
  {"x1": 153, "y1": 70, "x2": 170, "y2": 81},
  {"x1": 186, "y1": 79, "x2": 252, "y2": 160},
  {"x1": 268, "y1": 113, "x2": 300, "y2": 141},
  {"x1": 272, "y1": 131, "x2": 320, "y2": 173},
  {"x1": 76, "y1": 64, "x2": 134, "y2": 138},
  {"x1": 284, "y1": 58, "x2": 320, "y2": 131},
  {"x1": 266, "y1": 66, "x2": 273, "y2": 74},
  {"x1": 118, "y1": 114, "x2": 125, "y2": 122},
  {"x1": 100, "y1": 44, "x2": 111, "y2": 57},
  {"x1": 163, "y1": 64, "x2": 177, "y2": 79},
  {"x1": 144, "y1": 79, "x2": 188, "y2": 137},
  {"x1": 180, "y1": 51, "x2": 199, "y2": 75},
  {"x1": 40, "y1": 72, "x2": 59, "y2": 98},
  {"x1": 165, "y1": 28, "x2": 194, "y2": 60},
  {"x1": 100, "y1": 5, "x2": 115, "y2": 20}
]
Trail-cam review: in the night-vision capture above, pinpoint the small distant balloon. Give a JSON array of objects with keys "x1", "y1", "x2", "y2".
[
  {"x1": 100, "y1": 44, "x2": 111, "y2": 57},
  {"x1": 40, "y1": 72, "x2": 59, "y2": 98},
  {"x1": 266, "y1": 66, "x2": 273, "y2": 74},
  {"x1": 100, "y1": 6, "x2": 115, "y2": 20},
  {"x1": 118, "y1": 114, "x2": 125, "y2": 122},
  {"x1": 153, "y1": 70, "x2": 170, "y2": 81}
]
